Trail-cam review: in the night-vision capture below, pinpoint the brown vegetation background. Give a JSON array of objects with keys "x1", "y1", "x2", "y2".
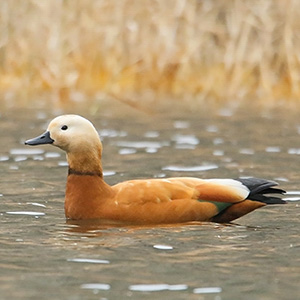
[{"x1": 1, "y1": 0, "x2": 300, "y2": 104}]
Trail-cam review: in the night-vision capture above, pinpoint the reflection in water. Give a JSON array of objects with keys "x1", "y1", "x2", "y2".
[{"x1": 65, "y1": 219, "x2": 209, "y2": 236}]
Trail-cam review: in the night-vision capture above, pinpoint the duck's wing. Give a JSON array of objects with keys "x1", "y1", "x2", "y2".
[
  {"x1": 113, "y1": 178, "x2": 249, "y2": 204},
  {"x1": 110, "y1": 178, "x2": 248, "y2": 222}
]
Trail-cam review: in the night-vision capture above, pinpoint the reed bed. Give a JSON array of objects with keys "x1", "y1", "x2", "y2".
[{"x1": 1, "y1": 0, "x2": 300, "y2": 104}]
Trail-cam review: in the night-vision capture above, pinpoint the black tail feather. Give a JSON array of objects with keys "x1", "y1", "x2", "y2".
[
  {"x1": 236, "y1": 178, "x2": 286, "y2": 205},
  {"x1": 258, "y1": 187, "x2": 286, "y2": 195}
]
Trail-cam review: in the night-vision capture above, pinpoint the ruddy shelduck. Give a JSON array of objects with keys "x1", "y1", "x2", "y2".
[{"x1": 25, "y1": 115, "x2": 285, "y2": 223}]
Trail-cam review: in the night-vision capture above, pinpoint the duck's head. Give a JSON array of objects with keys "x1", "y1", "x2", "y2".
[{"x1": 25, "y1": 115, "x2": 102, "y2": 154}]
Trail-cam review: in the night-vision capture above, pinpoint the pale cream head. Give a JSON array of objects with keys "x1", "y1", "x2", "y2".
[{"x1": 47, "y1": 115, "x2": 102, "y2": 153}]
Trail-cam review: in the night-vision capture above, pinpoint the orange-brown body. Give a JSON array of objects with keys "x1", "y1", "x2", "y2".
[{"x1": 65, "y1": 174, "x2": 264, "y2": 223}]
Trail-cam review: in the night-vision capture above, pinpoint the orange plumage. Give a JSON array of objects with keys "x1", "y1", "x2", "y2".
[{"x1": 25, "y1": 115, "x2": 285, "y2": 224}]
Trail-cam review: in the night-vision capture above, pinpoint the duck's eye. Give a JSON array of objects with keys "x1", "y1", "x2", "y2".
[{"x1": 61, "y1": 125, "x2": 68, "y2": 131}]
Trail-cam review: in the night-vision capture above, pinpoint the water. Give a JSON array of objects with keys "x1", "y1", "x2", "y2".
[{"x1": 0, "y1": 101, "x2": 300, "y2": 300}]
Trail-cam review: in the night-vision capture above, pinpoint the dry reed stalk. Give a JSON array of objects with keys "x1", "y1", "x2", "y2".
[{"x1": 0, "y1": 0, "x2": 300, "y2": 104}]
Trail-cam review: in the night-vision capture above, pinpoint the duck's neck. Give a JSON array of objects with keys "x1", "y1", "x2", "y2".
[{"x1": 67, "y1": 147, "x2": 103, "y2": 177}]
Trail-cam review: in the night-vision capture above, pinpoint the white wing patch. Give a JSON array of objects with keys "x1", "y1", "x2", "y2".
[{"x1": 205, "y1": 179, "x2": 250, "y2": 199}]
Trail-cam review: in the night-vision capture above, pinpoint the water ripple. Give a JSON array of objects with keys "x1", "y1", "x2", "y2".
[
  {"x1": 33, "y1": 156, "x2": 44, "y2": 161},
  {"x1": 173, "y1": 121, "x2": 190, "y2": 129},
  {"x1": 144, "y1": 131, "x2": 159, "y2": 138},
  {"x1": 286, "y1": 190, "x2": 300, "y2": 195},
  {"x1": 284, "y1": 197, "x2": 300, "y2": 201},
  {"x1": 162, "y1": 164, "x2": 218, "y2": 172},
  {"x1": 288, "y1": 148, "x2": 300, "y2": 155},
  {"x1": 193, "y1": 287, "x2": 222, "y2": 294},
  {"x1": 265, "y1": 147, "x2": 281, "y2": 153},
  {"x1": 45, "y1": 152, "x2": 61, "y2": 158},
  {"x1": 213, "y1": 150, "x2": 224, "y2": 156},
  {"x1": 129, "y1": 284, "x2": 188, "y2": 292},
  {"x1": 119, "y1": 148, "x2": 137, "y2": 155},
  {"x1": 14, "y1": 156, "x2": 27, "y2": 162},
  {"x1": 0, "y1": 155, "x2": 9, "y2": 161},
  {"x1": 206, "y1": 125, "x2": 219, "y2": 133},
  {"x1": 239, "y1": 148, "x2": 255, "y2": 155},
  {"x1": 68, "y1": 258, "x2": 110, "y2": 264},
  {"x1": 6, "y1": 211, "x2": 45, "y2": 216},
  {"x1": 103, "y1": 171, "x2": 116, "y2": 177},
  {"x1": 114, "y1": 141, "x2": 168, "y2": 149},
  {"x1": 153, "y1": 244, "x2": 173, "y2": 250},
  {"x1": 284, "y1": 191, "x2": 300, "y2": 201},
  {"x1": 172, "y1": 134, "x2": 199, "y2": 145},
  {"x1": 81, "y1": 283, "x2": 111, "y2": 290},
  {"x1": 99, "y1": 129, "x2": 127, "y2": 138},
  {"x1": 26, "y1": 202, "x2": 47, "y2": 208},
  {"x1": 10, "y1": 148, "x2": 44, "y2": 155},
  {"x1": 213, "y1": 138, "x2": 224, "y2": 145}
]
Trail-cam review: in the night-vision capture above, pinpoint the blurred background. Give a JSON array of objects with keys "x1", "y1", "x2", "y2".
[{"x1": 1, "y1": 0, "x2": 300, "y2": 108}]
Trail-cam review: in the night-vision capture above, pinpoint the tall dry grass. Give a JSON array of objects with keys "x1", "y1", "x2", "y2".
[{"x1": 1, "y1": 0, "x2": 300, "y2": 104}]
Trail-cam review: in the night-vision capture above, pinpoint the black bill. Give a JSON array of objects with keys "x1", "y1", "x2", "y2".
[{"x1": 25, "y1": 131, "x2": 54, "y2": 146}]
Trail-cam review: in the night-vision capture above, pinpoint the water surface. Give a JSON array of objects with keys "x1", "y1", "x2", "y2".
[{"x1": 0, "y1": 102, "x2": 299, "y2": 300}]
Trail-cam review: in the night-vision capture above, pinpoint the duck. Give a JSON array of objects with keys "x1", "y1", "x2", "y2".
[{"x1": 25, "y1": 114, "x2": 286, "y2": 224}]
